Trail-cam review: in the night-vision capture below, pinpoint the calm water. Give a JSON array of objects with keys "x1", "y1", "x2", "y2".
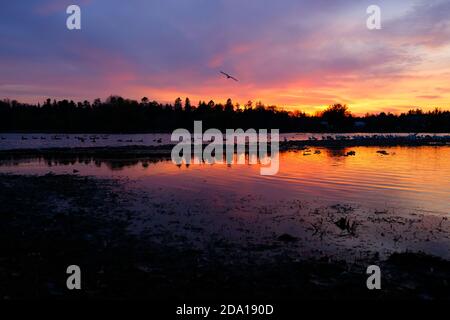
[{"x1": 1, "y1": 146, "x2": 449, "y2": 214}]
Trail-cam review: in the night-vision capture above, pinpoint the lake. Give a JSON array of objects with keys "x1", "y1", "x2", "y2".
[
  {"x1": 1, "y1": 145, "x2": 449, "y2": 213},
  {"x1": 1, "y1": 139, "x2": 449, "y2": 261}
]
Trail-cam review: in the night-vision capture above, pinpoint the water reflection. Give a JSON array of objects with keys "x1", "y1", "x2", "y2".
[
  {"x1": 0, "y1": 146, "x2": 449, "y2": 214},
  {"x1": 0, "y1": 153, "x2": 172, "y2": 170}
]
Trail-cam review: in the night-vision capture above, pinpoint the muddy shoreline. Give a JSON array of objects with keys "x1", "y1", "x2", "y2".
[{"x1": 1, "y1": 174, "x2": 449, "y2": 300}]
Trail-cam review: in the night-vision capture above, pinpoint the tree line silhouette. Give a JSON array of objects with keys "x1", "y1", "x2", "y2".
[{"x1": 0, "y1": 96, "x2": 449, "y2": 133}]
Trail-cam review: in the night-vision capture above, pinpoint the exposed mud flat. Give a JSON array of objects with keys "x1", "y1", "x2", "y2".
[{"x1": 1, "y1": 174, "x2": 449, "y2": 300}]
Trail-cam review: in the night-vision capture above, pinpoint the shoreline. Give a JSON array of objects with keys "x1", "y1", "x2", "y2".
[
  {"x1": 1, "y1": 173, "x2": 449, "y2": 300},
  {"x1": 0, "y1": 135, "x2": 449, "y2": 157}
]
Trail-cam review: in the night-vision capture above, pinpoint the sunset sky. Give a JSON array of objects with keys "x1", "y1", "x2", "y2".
[{"x1": 1, "y1": 0, "x2": 450, "y2": 115}]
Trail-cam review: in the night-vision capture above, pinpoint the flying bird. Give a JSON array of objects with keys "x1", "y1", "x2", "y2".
[{"x1": 220, "y1": 71, "x2": 239, "y2": 82}]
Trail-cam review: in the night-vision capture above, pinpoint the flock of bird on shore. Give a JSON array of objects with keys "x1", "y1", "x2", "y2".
[
  {"x1": 0, "y1": 133, "x2": 448, "y2": 142},
  {"x1": 300, "y1": 148, "x2": 391, "y2": 157},
  {"x1": 0, "y1": 133, "x2": 449, "y2": 154},
  {"x1": 0, "y1": 135, "x2": 164, "y2": 144},
  {"x1": 307, "y1": 133, "x2": 449, "y2": 141}
]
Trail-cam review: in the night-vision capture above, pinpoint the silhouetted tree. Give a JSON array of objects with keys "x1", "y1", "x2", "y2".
[
  {"x1": 225, "y1": 98, "x2": 234, "y2": 112},
  {"x1": 185, "y1": 98, "x2": 192, "y2": 112},
  {"x1": 0, "y1": 97, "x2": 448, "y2": 133},
  {"x1": 174, "y1": 98, "x2": 182, "y2": 111},
  {"x1": 321, "y1": 104, "x2": 353, "y2": 131}
]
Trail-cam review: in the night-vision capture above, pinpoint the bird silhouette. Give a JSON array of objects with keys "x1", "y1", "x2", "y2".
[{"x1": 220, "y1": 71, "x2": 239, "y2": 82}]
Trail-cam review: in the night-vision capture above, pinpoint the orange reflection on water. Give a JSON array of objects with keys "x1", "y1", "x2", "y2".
[{"x1": 1, "y1": 146, "x2": 449, "y2": 213}]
